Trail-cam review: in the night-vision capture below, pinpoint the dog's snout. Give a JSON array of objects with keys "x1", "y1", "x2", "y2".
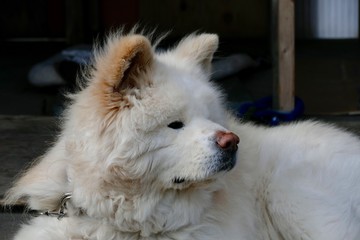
[{"x1": 216, "y1": 131, "x2": 240, "y2": 151}]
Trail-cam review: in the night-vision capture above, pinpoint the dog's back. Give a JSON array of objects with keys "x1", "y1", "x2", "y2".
[{"x1": 222, "y1": 119, "x2": 360, "y2": 239}]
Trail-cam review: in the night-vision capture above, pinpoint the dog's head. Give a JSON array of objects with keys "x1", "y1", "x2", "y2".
[{"x1": 6, "y1": 31, "x2": 239, "y2": 217}]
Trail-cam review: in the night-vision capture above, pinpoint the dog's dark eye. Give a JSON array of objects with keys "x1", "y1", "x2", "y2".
[{"x1": 168, "y1": 121, "x2": 184, "y2": 129}]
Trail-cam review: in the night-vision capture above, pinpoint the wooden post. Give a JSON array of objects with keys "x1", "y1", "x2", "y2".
[{"x1": 272, "y1": 0, "x2": 295, "y2": 111}]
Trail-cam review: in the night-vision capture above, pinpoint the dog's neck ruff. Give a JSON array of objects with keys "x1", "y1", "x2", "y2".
[{"x1": 31, "y1": 193, "x2": 72, "y2": 220}]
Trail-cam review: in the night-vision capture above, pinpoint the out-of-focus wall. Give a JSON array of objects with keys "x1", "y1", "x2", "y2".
[{"x1": 139, "y1": 0, "x2": 269, "y2": 38}]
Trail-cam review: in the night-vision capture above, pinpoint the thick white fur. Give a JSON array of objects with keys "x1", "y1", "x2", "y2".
[{"x1": 6, "y1": 31, "x2": 360, "y2": 240}]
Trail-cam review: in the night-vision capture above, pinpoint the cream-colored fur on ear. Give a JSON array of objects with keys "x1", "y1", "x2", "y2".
[
  {"x1": 91, "y1": 33, "x2": 154, "y2": 93},
  {"x1": 81, "y1": 33, "x2": 155, "y2": 118},
  {"x1": 173, "y1": 34, "x2": 219, "y2": 73}
]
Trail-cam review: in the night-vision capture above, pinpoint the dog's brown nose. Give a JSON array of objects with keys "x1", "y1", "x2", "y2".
[{"x1": 215, "y1": 131, "x2": 240, "y2": 151}]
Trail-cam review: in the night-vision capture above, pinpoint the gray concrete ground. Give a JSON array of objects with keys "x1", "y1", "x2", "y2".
[{"x1": 0, "y1": 214, "x2": 28, "y2": 240}]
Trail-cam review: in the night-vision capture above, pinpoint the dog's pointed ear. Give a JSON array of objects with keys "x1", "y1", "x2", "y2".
[
  {"x1": 174, "y1": 33, "x2": 219, "y2": 73},
  {"x1": 92, "y1": 34, "x2": 153, "y2": 94}
]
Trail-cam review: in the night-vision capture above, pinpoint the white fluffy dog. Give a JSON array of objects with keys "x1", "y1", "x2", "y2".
[{"x1": 6, "y1": 31, "x2": 360, "y2": 240}]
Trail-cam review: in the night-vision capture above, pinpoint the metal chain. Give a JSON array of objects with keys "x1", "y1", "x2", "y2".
[{"x1": 30, "y1": 193, "x2": 72, "y2": 220}]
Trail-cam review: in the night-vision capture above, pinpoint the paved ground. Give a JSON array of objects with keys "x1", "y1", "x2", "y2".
[{"x1": 0, "y1": 213, "x2": 28, "y2": 240}]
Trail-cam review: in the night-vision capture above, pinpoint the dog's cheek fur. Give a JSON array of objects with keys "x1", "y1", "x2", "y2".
[{"x1": 152, "y1": 119, "x2": 229, "y2": 188}]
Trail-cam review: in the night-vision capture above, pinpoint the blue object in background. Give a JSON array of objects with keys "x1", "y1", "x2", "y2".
[{"x1": 237, "y1": 96, "x2": 305, "y2": 126}]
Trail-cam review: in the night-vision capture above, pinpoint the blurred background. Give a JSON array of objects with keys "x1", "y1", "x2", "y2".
[{"x1": 1, "y1": 0, "x2": 360, "y2": 117}]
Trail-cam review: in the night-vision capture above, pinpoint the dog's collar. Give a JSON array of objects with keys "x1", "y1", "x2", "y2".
[{"x1": 30, "y1": 193, "x2": 72, "y2": 220}]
